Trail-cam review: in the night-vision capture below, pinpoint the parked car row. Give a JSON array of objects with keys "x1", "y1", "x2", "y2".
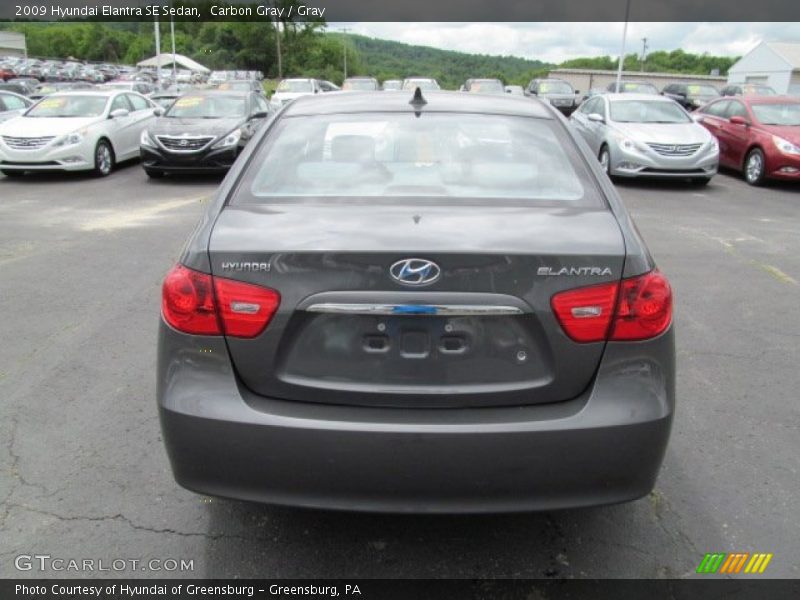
[{"x1": 569, "y1": 89, "x2": 800, "y2": 185}]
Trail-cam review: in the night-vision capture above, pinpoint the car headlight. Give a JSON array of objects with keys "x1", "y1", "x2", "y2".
[
  {"x1": 614, "y1": 134, "x2": 642, "y2": 152},
  {"x1": 52, "y1": 130, "x2": 85, "y2": 147},
  {"x1": 772, "y1": 135, "x2": 800, "y2": 156},
  {"x1": 140, "y1": 130, "x2": 156, "y2": 147},
  {"x1": 212, "y1": 128, "x2": 242, "y2": 149}
]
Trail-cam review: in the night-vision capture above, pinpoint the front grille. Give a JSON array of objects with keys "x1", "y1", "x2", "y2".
[
  {"x1": 156, "y1": 135, "x2": 214, "y2": 152},
  {"x1": 646, "y1": 142, "x2": 702, "y2": 157},
  {"x1": 2, "y1": 136, "x2": 55, "y2": 151}
]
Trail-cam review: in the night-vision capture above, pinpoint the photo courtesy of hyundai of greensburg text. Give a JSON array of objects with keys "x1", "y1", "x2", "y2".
[{"x1": 0, "y1": 0, "x2": 798, "y2": 598}]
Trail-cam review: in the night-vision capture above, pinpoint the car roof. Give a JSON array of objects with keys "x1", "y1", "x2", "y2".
[
  {"x1": 46, "y1": 90, "x2": 120, "y2": 97},
  {"x1": 283, "y1": 90, "x2": 554, "y2": 118},
  {"x1": 177, "y1": 89, "x2": 251, "y2": 97}
]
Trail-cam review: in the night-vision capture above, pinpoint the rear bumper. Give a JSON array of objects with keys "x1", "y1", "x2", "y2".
[{"x1": 158, "y1": 322, "x2": 675, "y2": 513}]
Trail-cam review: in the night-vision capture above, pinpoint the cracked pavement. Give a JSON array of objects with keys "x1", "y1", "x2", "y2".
[{"x1": 0, "y1": 165, "x2": 798, "y2": 578}]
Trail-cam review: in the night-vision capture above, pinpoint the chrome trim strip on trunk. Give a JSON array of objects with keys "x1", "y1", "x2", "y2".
[{"x1": 305, "y1": 303, "x2": 525, "y2": 316}]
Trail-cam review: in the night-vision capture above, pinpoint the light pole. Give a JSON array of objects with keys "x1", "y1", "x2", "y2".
[
  {"x1": 170, "y1": 16, "x2": 177, "y2": 85},
  {"x1": 339, "y1": 27, "x2": 351, "y2": 80},
  {"x1": 154, "y1": 16, "x2": 161, "y2": 89},
  {"x1": 614, "y1": 0, "x2": 632, "y2": 92},
  {"x1": 640, "y1": 37, "x2": 648, "y2": 72}
]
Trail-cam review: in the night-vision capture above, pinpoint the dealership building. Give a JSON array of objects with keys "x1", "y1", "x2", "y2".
[
  {"x1": 0, "y1": 31, "x2": 26, "y2": 57},
  {"x1": 726, "y1": 41, "x2": 800, "y2": 95},
  {"x1": 546, "y1": 68, "x2": 726, "y2": 94}
]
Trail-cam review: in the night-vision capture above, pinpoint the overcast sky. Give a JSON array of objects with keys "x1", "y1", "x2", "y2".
[{"x1": 328, "y1": 22, "x2": 800, "y2": 63}]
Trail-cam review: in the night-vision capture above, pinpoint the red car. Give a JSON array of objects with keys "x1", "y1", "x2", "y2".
[
  {"x1": 693, "y1": 95, "x2": 800, "y2": 185},
  {"x1": 0, "y1": 67, "x2": 16, "y2": 82}
]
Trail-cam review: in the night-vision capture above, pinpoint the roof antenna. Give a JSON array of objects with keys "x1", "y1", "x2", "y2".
[{"x1": 409, "y1": 86, "x2": 426, "y2": 116}]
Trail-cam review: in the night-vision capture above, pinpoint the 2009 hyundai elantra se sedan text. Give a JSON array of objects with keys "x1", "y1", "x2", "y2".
[{"x1": 158, "y1": 90, "x2": 675, "y2": 513}]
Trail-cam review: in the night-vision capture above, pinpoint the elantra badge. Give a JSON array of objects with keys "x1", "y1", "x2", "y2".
[
  {"x1": 538, "y1": 266, "x2": 612, "y2": 276},
  {"x1": 390, "y1": 258, "x2": 441, "y2": 286}
]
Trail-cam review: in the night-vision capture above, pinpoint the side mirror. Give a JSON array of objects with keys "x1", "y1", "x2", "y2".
[
  {"x1": 506, "y1": 89, "x2": 512, "y2": 93},
  {"x1": 109, "y1": 108, "x2": 129, "y2": 119},
  {"x1": 530, "y1": 90, "x2": 538, "y2": 95},
  {"x1": 729, "y1": 115, "x2": 749, "y2": 126},
  {"x1": 587, "y1": 113, "x2": 605, "y2": 123},
  {"x1": 249, "y1": 111, "x2": 268, "y2": 120},
  {"x1": 574, "y1": 90, "x2": 580, "y2": 94},
  {"x1": 153, "y1": 107, "x2": 165, "y2": 117}
]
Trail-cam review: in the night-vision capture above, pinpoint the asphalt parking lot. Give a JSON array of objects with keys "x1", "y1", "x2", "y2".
[{"x1": 0, "y1": 163, "x2": 798, "y2": 579}]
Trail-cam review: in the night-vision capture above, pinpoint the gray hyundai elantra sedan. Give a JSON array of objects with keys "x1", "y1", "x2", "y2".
[{"x1": 158, "y1": 90, "x2": 675, "y2": 513}]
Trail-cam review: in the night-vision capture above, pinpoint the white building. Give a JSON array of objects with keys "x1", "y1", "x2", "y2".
[
  {"x1": 0, "y1": 31, "x2": 26, "y2": 57},
  {"x1": 727, "y1": 42, "x2": 800, "y2": 95}
]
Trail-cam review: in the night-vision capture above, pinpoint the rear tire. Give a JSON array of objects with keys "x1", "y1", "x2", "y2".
[
  {"x1": 1, "y1": 169, "x2": 25, "y2": 177},
  {"x1": 92, "y1": 139, "x2": 114, "y2": 178},
  {"x1": 743, "y1": 148, "x2": 766, "y2": 186},
  {"x1": 145, "y1": 169, "x2": 164, "y2": 179}
]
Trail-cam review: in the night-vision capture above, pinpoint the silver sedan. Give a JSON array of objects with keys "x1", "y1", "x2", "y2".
[{"x1": 570, "y1": 93, "x2": 719, "y2": 184}]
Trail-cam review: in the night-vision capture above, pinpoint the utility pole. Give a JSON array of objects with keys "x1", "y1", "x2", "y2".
[
  {"x1": 274, "y1": 16, "x2": 282, "y2": 79},
  {"x1": 640, "y1": 37, "x2": 648, "y2": 72},
  {"x1": 170, "y1": 16, "x2": 177, "y2": 85},
  {"x1": 339, "y1": 27, "x2": 351, "y2": 80},
  {"x1": 614, "y1": 0, "x2": 631, "y2": 92},
  {"x1": 154, "y1": 16, "x2": 161, "y2": 89}
]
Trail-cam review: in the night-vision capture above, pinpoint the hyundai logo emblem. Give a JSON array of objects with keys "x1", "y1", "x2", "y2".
[{"x1": 389, "y1": 258, "x2": 441, "y2": 286}]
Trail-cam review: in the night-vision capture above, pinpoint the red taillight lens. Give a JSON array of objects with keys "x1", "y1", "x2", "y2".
[
  {"x1": 610, "y1": 270, "x2": 672, "y2": 341},
  {"x1": 161, "y1": 264, "x2": 280, "y2": 338},
  {"x1": 214, "y1": 276, "x2": 280, "y2": 338},
  {"x1": 162, "y1": 264, "x2": 221, "y2": 335},
  {"x1": 551, "y1": 281, "x2": 619, "y2": 342},
  {"x1": 551, "y1": 270, "x2": 672, "y2": 343}
]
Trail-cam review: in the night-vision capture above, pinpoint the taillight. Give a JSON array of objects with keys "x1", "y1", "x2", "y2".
[
  {"x1": 551, "y1": 281, "x2": 618, "y2": 343},
  {"x1": 161, "y1": 264, "x2": 280, "y2": 338},
  {"x1": 551, "y1": 270, "x2": 672, "y2": 343},
  {"x1": 214, "y1": 276, "x2": 280, "y2": 338},
  {"x1": 162, "y1": 264, "x2": 220, "y2": 335},
  {"x1": 610, "y1": 270, "x2": 672, "y2": 341}
]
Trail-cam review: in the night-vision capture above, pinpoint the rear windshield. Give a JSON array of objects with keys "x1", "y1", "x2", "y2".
[
  {"x1": 238, "y1": 113, "x2": 599, "y2": 206},
  {"x1": 620, "y1": 82, "x2": 659, "y2": 94},
  {"x1": 403, "y1": 79, "x2": 440, "y2": 91}
]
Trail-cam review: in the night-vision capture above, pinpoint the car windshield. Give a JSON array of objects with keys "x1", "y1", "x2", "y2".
[
  {"x1": 165, "y1": 95, "x2": 246, "y2": 118},
  {"x1": 687, "y1": 84, "x2": 720, "y2": 96},
  {"x1": 343, "y1": 79, "x2": 378, "y2": 91},
  {"x1": 744, "y1": 85, "x2": 776, "y2": 96},
  {"x1": 244, "y1": 113, "x2": 590, "y2": 204},
  {"x1": 539, "y1": 81, "x2": 573, "y2": 94},
  {"x1": 751, "y1": 103, "x2": 800, "y2": 126},
  {"x1": 277, "y1": 80, "x2": 313, "y2": 93},
  {"x1": 153, "y1": 96, "x2": 178, "y2": 109},
  {"x1": 403, "y1": 80, "x2": 440, "y2": 91},
  {"x1": 468, "y1": 80, "x2": 505, "y2": 94},
  {"x1": 610, "y1": 100, "x2": 691, "y2": 123},
  {"x1": 620, "y1": 82, "x2": 659, "y2": 94},
  {"x1": 26, "y1": 95, "x2": 108, "y2": 117}
]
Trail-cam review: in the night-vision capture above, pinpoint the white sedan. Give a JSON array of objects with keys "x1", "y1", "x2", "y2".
[{"x1": 0, "y1": 90, "x2": 158, "y2": 177}]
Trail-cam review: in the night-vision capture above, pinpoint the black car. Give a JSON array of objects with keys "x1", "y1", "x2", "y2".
[
  {"x1": 526, "y1": 78, "x2": 580, "y2": 115},
  {"x1": 139, "y1": 90, "x2": 272, "y2": 177},
  {"x1": 0, "y1": 82, "x2": 30, "y2": 96},
  {"x1": 661, "y1": 82, "x2": 720, "y2": 110}
]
